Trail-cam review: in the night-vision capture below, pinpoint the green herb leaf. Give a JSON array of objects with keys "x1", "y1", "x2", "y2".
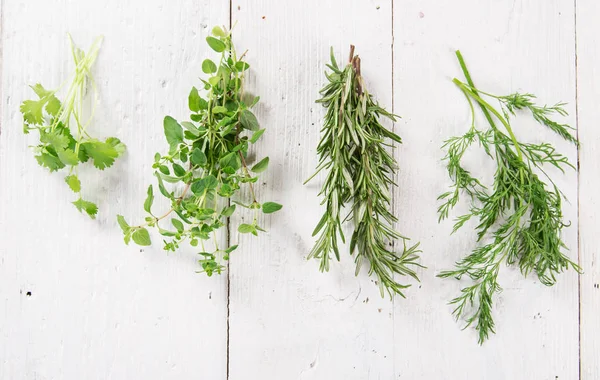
[
  {"x1": 65, "y1": 175, "x2": 81, "y2": 193},
  {"x1": 191, "y1": 175, "x2": 218, "y2": 195},
  {"x1": 164, "y1": 116, "x2": 183, "y2": 153},
  {"x1": 72, "y1": 198, "x2": 98, "y2": 219},
  {"x1": 132, "y1": 228, "x2": 151, "y2": 246},
  {"x1": 262, "y1": 202, "x2": 282, "y2": 214},
  {"x1": 117, "y1": 214, "x2": 130, "y2": 234},
  {"x1": 188, "y1": 87, "x2": 207, "y2": 112},
  {"x1": 212, "y1": 105, "x2": 228, "y2": 114},
  {"x1": 240, "y1": 109, "x2": 259, "y2": 131},
  {"x1": 221, "y1": 205, "x2": 236, "y2": 217},
  {"x1": 234, "y1": 61, "x2": 250, "y2": 72},
  {"x1": 191, "y1": 148, "x2": 207, "y2": 166},
  {"x1": 35, "y1": 153, "x2": 65, "y2": 172},
  {"x1": 249, "y1": 129, "x2": 265, "y2": 144},
  {"x1": 206, "y1": 36, "x2": 226, "y2": 52},
  {"x1": 143, "y1": 185, "x2": 154, "y2": 213},
  {"x1": 172, "y1": 163, "x2": 186, "y2": 177},
  {"x1": 225, "y1": 244, "x2": 238, "y2": 254},
  {"x1": 172, "y1": 218, "x2": 184, "y2": 232},
  {"x1": 202, "y1": 59, "x2": 217, "y2": 74},
  {"x1": 106, "y1": 137, "x2": 126, "y2": 156},
  {"x1": 81, "y1": 140, "x2": 119, "y2": 170},
  {"x1": 212, "y1": 26, "x2": 226, "y2": 37},
  {"x1": 238, "y1": 223, "x2": 256, "y2": 234},
  {"x1": 57, "y1": 148, "x2": 80, "y2": 165},
  {"x1": 251, "y1": 157, "x2": 269, "y2": 173}
]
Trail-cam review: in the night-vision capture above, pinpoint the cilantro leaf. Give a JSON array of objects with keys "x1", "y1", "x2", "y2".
[
  {"x1": 106, "y1": 137, "x2": 126, "y2": 156},
  {"x1": 20, "y1": 99, "x2": 46, "y2": 125},
  {"x1": 57, "y1": 148, "x2": 80, "y2": 165},
  {"x1": 35, "y1": 153, "x2": 65, "y2": 172},
  {"x1": 21, "y1": 84, "x2": 61, "y2": 124},
  {"x1": 81, "y1": 140, "x2": 119, "y2": 170},
  {"x1": 72, "y1": 198, "x2": 98, "y2": 219},
  {"x1": 40, "y1": 130, "x2": 69, "y2": 150},
  {"x1": 65, "y1": 175, "x2": 81, "y2": 193}
]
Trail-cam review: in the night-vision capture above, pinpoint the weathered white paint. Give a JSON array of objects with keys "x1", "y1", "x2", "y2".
[
  {"x1": 0, "y1": 0, "x2": 596, "y2": 379},
  {"x1": 577, "y1": 1, "x2": 600, "y2": 379}
]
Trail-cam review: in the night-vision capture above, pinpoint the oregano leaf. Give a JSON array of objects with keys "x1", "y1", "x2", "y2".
[
  {"x1": 262, "y1": 202, "x2": 282, "y2": 214},
  {"x1": 202, "y1": 59, "x2": 217, "y2": 74},
  {"x1": 206, "y1": 36, "x2": 226, "y2": 52},
  {"x1": 240, "y1": 109, "x2": 259, "y2": 131},
  {"x1": 164, "y1": 116, "x2": 183, "y2": 154},
  {"x1": 249, "y1": 129, "x2": 265, "y2": 144},
  {"x1": 143, "y1": 185, "x2": 154, "y2": 213},
  {"x1": 132, "y1": 228, "x2": 151, "y2": 246},
  {"x1": 251, "y1": 157, "x2": 269, "y2": 173}
]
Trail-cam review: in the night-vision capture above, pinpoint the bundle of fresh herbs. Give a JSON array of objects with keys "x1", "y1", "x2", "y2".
[
  {"x1": 118, "y1": 26, "x2": 281, "y2": 276},
  {"x1": 306, "y1": 46, "x2": 422, "y2": 297},
  {"x1": 21, "y1": 35, "x2": 125, "y2": 218},
  {"x1": 438, "y1": 50, "x2": 580, "y2": 343}
]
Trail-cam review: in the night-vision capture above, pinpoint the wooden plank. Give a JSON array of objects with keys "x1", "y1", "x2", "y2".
[
  {"x1": 228, "y1": 1, "x2": 396, "y2": 379},
  {"x1": 576, "y1": 0, "x2": 600, "y2": 378},
  {"x1": 393, "y1": 1, "x2": 579, "y2": 378},
  {"x1": 0, "y1": 1, "x2": 229, "y2": 378}
]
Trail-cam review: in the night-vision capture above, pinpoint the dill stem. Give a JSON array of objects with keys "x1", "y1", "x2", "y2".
[{"x1": 454, "y1": 50, "x2": 525, "y2": 183}]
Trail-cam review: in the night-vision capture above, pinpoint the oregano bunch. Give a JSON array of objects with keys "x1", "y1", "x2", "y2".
[
  {"x1": 21, "y1": 35, "x2": 125, "y2": 218},
  {"x1": 305, "y1": 46, "x2": 422, "y2": 298},
  {"x1": 117, "y1": 26, "x2": 281, "y2": 276},
  {"x1": 438, "y1": 50, "x2": 581, "y2": 344}
]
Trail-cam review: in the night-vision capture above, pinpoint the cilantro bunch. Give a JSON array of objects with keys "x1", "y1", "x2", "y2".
[
  {"x1": 118, "y1": 26, "x2": 281, "y2": 276},
  {"x1": 21, "y1": 35, "x2": 125, "y2": 218}
]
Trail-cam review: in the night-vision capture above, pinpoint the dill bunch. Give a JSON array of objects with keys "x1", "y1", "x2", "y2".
[
  {"x1": 438, "y1": 50, "x2": 581, "y2": 344},
  {"x1": 306, "y1": 46, "x2": 422, "y2": 298}
]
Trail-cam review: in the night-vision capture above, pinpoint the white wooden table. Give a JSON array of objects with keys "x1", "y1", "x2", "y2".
[{"x1": 0, "y1": 1, "x2": 598, "y2": 379}]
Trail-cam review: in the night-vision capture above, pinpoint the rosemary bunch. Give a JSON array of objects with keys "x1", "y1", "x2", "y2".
[
  {"x1": 438, "y1": 50, "x2": 581, "y2": 343},
  {"x1": 21, "y1": 35, "x2": 125, "y2": 218},
  {"x1": 118, "y1": 26, "x2": 281, "y2": 275},
  {"x1": 306, "y1": 46, "x2": 422, "y2": 298}
]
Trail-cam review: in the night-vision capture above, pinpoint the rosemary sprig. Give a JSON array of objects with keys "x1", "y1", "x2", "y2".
[
  {"x1": 438, "y1": 50, "x2": 581, "y2": 344},
  {"x1": 306, "y1": 46, "x2": 422, "y2": 298},
  {"x1": 118, "y1": 26, "x2": 281, "y2": 275}
]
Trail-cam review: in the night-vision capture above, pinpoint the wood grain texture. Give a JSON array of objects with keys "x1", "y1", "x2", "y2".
[
  {"x1": 576, "y1": 0, "x2": 600, "y2": 378},
  {"x1": 228, "y1": 1, "x2": 396, "y2": 379},
  {"x1": 0, "y1": 1, "x2": 229, "y2": 379},
  {"x1": 393, "y1": 1, "x2": 579, "y2": 379},
  {"x1": 0, "y1": 1, "x2": 595, "y2": 379}
]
